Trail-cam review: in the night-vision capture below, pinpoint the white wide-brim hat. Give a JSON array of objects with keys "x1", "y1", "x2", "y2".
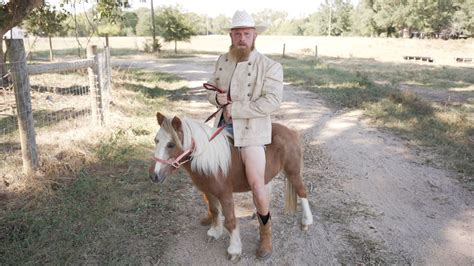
[{"x1": 222, "y1": 10, "x2": 268, "y2": 33}]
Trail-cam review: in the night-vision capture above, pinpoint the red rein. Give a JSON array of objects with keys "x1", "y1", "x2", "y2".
[{"x1": 202, "y1": 83, "x2": 231, "y2": 142}]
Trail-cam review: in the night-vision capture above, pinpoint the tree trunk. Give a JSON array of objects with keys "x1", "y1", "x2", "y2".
[
  {"x1": 48, "y1": 35, "x2": 53, "y2": 61},
  {"x1": 174, "y1": 40, "x2": 177, "y2": 54}
]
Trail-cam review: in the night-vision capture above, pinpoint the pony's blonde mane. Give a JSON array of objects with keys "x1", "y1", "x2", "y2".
[{"x1": 181, "y1": 117, "x2": 231, "y2": 177}]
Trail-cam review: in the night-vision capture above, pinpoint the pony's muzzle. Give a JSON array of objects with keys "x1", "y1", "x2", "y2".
[
  {"x1": 149, "y1": 162, "x2": 165, "y2": 183},
  {"x1": 149, "y1": 172, "x2": 166, "y2": 183}
]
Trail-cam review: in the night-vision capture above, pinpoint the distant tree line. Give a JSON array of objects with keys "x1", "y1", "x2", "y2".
[{"x1": 24, "y1": 0, "x2": 469, "y2": 39}]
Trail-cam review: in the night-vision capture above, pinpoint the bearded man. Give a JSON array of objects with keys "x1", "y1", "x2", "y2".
[{"x1": 205, "y1": 10, "x2": 283, "y2": 260}]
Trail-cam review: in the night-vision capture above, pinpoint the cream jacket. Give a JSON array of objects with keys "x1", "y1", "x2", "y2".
[{"x1": 207, "y1": 50, "x2": 283, "y2": 147}]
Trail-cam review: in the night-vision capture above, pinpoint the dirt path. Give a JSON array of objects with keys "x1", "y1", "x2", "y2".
[{"x1": 114, "y1": 56, "x2": 473, "y2": 264}]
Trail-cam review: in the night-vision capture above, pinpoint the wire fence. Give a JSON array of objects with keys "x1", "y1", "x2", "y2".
[{"x1": 1, "y1": 63, "x2": 91, "y2": 137}]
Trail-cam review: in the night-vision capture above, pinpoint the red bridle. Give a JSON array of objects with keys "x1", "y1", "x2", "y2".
[{"x1": 151, "y1": 140, "x2": 195, "y2": 169}]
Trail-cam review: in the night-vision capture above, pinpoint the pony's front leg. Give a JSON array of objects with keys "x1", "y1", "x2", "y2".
[
  {"x1": 205, "y1": 193, "x2": 224, "y2": 241},
  {"x1": 220, "y1": 194, "x2": 241, "y2": 262}
]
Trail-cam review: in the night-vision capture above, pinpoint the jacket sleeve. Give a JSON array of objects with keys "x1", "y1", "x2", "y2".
[
  {"x1": 206, "y1": 55, "x2": 222, "y2": 107},
  {"x1": 231, "y1": 61, "x2": 283, "y2": 119}
]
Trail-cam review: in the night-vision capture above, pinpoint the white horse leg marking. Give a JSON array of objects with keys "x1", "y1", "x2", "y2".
[
  {"x1": 301, "y1": 198, "x2": 313, "y2": 228},
  {"x1": 207, "y1": 206, "x2": 224, "y2": 239},
  {"x1": 227, "y1": 226, "x2": 242, "y2": 256}
]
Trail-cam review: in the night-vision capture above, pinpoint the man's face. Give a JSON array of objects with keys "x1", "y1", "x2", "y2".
[{"x1": 230, "y1": 28, "x2": 257, "y2": 48}]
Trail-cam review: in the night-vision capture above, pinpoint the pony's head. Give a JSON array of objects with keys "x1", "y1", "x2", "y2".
[
  {"x1": 149, "y1": 112, "x2": 232, "y2": 183},
  {"x1": 149, "y1": 112, "x2": 188, "y2": 183}
]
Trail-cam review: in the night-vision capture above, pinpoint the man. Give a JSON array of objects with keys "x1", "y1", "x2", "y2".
[{"x1": 205, "y1": 10, "x2": 283, "y2": 260}]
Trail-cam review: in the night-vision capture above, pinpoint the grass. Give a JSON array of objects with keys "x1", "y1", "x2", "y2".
[
  {"x1": 0, "y1": 68, "x2": 194, "y2": 264},
  {"x1": 280, "y1": 55, "x2": 473, "y2": 187}
]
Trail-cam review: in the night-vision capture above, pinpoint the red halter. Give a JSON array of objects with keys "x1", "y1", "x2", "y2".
[{"x1": 151, "y1": 140, "x2": 195, "y2": 168}]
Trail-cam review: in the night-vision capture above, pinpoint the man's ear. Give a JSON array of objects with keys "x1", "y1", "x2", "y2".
[{"x1": 156, "y1": 112, "x2": 166, "y2": 125}]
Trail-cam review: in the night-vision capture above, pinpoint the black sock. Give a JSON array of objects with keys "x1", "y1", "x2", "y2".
[{"x1": 258, "y1": 212, "x2": 271, "y2": 225}]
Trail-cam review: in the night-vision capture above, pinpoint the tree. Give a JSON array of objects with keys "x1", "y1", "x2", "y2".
[
  {"x1": 0, "y1": 0, "x2": 44, "y2": 85},
  {"x1": 156, "y1": 6, "x2": 196, "y2": 53},
  {"x1": 122, "y1": 11, "x2": 138, "y2": 36},
  {"x1": 303, "y1": 0, "x2": 353, "y2": 36},
  {"x1": 452, "y1": 0, "x2": 474, "y2": 35},
  {"x1": 135, "y1": 7, "x2": 153, "y2": 36},
  {"x1": 252, "y1": 9, "x2": 288, "y2": 35},
  {"x1": 210, "y1": 14, "x2": 231, "y2": 35},
  {"x1": 94, "y1": 0, "x2": 129, "y2": 47},
  {"x1": 24, "y1": 4, "x2": 69, "y2": 61}
]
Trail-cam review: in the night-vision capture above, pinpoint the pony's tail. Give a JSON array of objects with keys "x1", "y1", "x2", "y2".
[{"x1": 284, "y1": 178, "x2": 297, "y2": 214}]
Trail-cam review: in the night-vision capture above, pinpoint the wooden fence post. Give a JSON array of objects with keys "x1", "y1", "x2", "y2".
[
  {"x1": 6, "y1": 39, "x2": 38, "y2": 174},
  {"x1": 96, "y1": 48, "x2": 109, "y2": 125},
  {"x1": 315, "y1": 45, "x2": 318, "y2": 58},
  {"x1": 103, "y1": 47, "x2": 111, "y2": 117},
  {"x1": 87, "y1": 45, "x2": 104, "y2": 126},
  {"x1": 282, "y1": 43, "x2": 286, "y2": 58}
]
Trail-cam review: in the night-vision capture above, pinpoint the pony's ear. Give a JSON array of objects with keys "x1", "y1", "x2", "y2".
[
  {"x1": 171, "y1": 116, "x2": 182, "y2": 132},
  {"x1": 156, "y1": 112, "x2": 166, "y2": 125}
]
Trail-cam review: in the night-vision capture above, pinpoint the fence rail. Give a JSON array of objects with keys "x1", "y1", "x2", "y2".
[{"x1": 27, "y1": 59, "x2": 94, "y2": 75}]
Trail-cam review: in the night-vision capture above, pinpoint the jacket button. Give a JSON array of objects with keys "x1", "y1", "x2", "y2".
[
  {"x1": 248, "y1": 62, "x2": 251, "y2": 65},
  {"x1": 245, "y1": 126, "x2": 249, "y2": 130},
  {"x1": 247, "y1": 83, "x2": 251, "y2": 87},
  {"x1": 247, "y1": 93, "x2": 251, "y2": 97},
  {"x1": 219, "y1": 68, "x2": 222, "y2": 71},
  {"x1": 216, "y1": 77, "x2": 220, "y2": 80},
  {"x1": 248, "y1": 73, "x2": 251, "y2": 76}
]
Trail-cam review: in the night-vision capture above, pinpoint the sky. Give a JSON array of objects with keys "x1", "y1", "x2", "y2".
[{"x1": 49, "y1": 0, "x2": 360, "y2": 19}]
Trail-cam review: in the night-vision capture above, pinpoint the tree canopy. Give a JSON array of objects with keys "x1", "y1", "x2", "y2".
[{"x1": 4, "y1": 0, "x2": 472, "y2": 40}]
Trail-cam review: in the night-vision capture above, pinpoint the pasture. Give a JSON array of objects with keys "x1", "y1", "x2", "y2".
[{"x1": 0, "y1": 36, "x2": 473, "y2": 264}]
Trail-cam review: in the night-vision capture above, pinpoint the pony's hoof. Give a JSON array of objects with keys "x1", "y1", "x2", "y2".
[
  {"x1": 200, "y1": 216, "x2": 212, "y2": 226},
  {"x1": 227, "y1": 254, "x2": 241, "y2": 263},
  {"x1": 301, "y1": 224, "x2": 309, "y2": 231},
  {"x1": 207, "y1": 236, "x2": 216, "y2": 243}
]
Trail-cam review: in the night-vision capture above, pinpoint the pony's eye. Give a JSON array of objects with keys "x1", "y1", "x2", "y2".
[
  {"x1": 166, "y1": 142, "x2": 175, "y2": 149},
  {"x1": 154, "y1": 139, "x2": 159, "y2": 144}
]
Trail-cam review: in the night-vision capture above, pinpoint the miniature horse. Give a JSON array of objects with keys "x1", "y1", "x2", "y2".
[{"x1": 149, "y1": 112, "x2": 313, "y2": 261}]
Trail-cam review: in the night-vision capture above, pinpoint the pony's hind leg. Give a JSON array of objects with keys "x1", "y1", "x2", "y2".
[{"x1": 205, "y1": 193, "x2": 224, "y2": 241}]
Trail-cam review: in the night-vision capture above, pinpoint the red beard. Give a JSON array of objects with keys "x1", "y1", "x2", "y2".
[{"x1": 229, "y1": 43, "x2": 255, "y2": 62}]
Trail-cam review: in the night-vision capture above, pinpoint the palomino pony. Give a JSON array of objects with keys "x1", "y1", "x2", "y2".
[{"x1": 149, "y1": 112, "x2": 313, "y2": 261}]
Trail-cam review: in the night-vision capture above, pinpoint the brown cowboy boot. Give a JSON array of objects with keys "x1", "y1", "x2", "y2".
[{"x1": 257, "y1": 213, "x2": 272, "y2": 260}]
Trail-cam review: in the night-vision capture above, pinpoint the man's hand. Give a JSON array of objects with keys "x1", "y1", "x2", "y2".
[
  {"x1": 216, "y1": 92, "x2": 230, "y2": 106},
  {"x1": 223, "y1": 103, "x2": 232, "y2": 122}
]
